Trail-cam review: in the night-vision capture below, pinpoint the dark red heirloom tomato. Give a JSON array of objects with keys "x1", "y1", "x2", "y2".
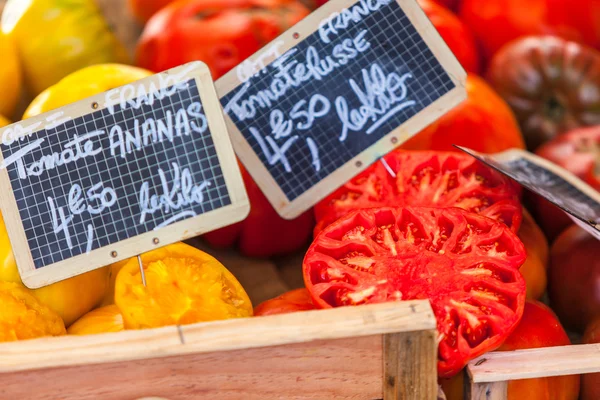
[
  {"x1": 203, "y1": 163, "x2": 314, "y2": 258},
  {"x1": 303, "y1": 206, "x2": 527, "y2": 377},
  {"x1": 548, "y1": 225, "x2": 600, "y2": 333},
  {"x1": 586, "y1": 161, "x2": 600, "y2": 191},
  {"x1": 136, "y1": 0, "x2": 310, "y2": 79},
  {"x1": 459, "y1": 0, "x2": 600, "y2": 62},
  {"x1": 401, "y1": 75, "x2": 526, "y2": 153},
  {"x1": 254, "y1": 288, "x2": 315, "y2": 316},
  {"x1": 314, "y1": 150, "x2": 522, "y2": 235},
  {"x1": 486, "y1": 36, "x2": 600, "y2": 151},
  {"x1": 418, "y1": 0, "x2": 480, "y2": 74},
  {"x1": 532, "y1": 126, "x2": 600, "y2": 240}
]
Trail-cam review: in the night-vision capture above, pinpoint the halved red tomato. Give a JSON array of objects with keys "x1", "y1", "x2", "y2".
[
  {"x1": 313, "y1": 150, "x2": 523, "y2": 236},
  {"x1": 254, "y1": 288, "x2": 315, "y2": 316},
  {"x1": 303, "y1": 206, "x2": 527, "y2": 378}
]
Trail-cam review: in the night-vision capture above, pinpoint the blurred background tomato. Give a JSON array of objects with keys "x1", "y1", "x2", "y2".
[
  {"x1": 402, "y1": 74, "x2": 526, "y2": 153},
  {"x1": 136, "y1": 0, "x2": 310, "y2": 79},
  {"x1": 459, "y1": 0, "x2": 600, "y2": 63}
]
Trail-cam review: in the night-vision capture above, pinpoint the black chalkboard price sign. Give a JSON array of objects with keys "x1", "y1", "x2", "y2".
[
  {"x1": 456, "y1": 146, "x2": 600, "y2": 241},
  {"x1": 0, "y1": 62, "x2": 249, "y2": 289},
  {"x1": 217, "y1": 0, "x2": 467, "y2": 219}
]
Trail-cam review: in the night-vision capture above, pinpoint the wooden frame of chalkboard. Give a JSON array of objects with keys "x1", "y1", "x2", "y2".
[
  {"x1": 217, "y1": 0, "x2": 467, "y2": 219},
  {"x1": 0, "y1": 62, "x2": 250, "y2": 289}
]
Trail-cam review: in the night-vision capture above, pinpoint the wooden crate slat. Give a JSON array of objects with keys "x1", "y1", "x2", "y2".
[
  {"x1": 0, "y1": 300, "x2": 435, "y2": 374},
  {"x1": 467, "y1": 343, "x2": 600, "y2": 383},
  {"x1": 0, "y1": 335, "x2": 383, "y2": 400}
]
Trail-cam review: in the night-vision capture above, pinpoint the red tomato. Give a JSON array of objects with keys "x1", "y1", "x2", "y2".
[
  {"x1": 498, "y1": 300, "x2": 580, "y2": 399},
  {"x1": 486, "y1": 36, "x2": 600, "y2": 151},
  {"x1": 582, "y1": 317, "x2": 600, "y2": 400},
  {"x1": 203, "y1": 163, "x2": 315, "y2": 258},
  {"x1": 459, "y1": 0, "x2": 600, "y2": 62},
  {"x1": 254, "y1": 288, "x2": 315, "y2": 316},
  {"x1": 136, "y1": 0, "x2": 311, "y2": 79},
  {"x1": 548, "y1": 225, "x2": 600, "y2": 333},
  {"x1": 518, "y1": 208, "x2": 548, "y2": 300},
  {"x1": 128, "y1": 0, "x2": 175, "y2": 22},
  {"x1": 532, "y1": 126, "x2": 600, "y2": 240},
  {"x1": 401, "y1": 75, "x2": 526, "y2": 153},
  {"x1": 418, "y1": 0, "x2": 480, "y2": 73},
  {"x1": 303, "y1": 206, "x2": 527, "y2": 378},
  {"x1": 313, "y1": 150, "x2": 523, "y2": 235}
]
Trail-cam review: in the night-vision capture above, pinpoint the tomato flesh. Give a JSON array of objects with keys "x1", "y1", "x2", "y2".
[
  {"x1": 314, "y1": 150, "x2": 522, "y2": 236},
  {"x1": 303, "y1": 207, "x2": 527, "y2": 377}
]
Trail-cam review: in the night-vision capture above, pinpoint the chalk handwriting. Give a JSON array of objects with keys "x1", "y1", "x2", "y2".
[
  {"x1": 318, "y1": 0, "x2": 393, "y2": 44},
  {"x1": 139, "y1": 162, "x2": 212, "y2": 224},
  {"x1": 48, "y1": 181, "x2": 117, "y2": 250},
  {"x1": 237, "y1": 40, "x2": 285, "y2": 83},
  {"x1": 336, "y1": 64, "x2": 415, "y2": 141},
  {"x1": 223, "y1": 29, "x2": 370, "y2": 121}
]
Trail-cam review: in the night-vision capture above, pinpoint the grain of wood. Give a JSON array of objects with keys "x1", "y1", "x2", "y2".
[
  {"x1": 0, "y1": 335, "x2": 383, "y2": 400},
  {"x1": 465, "y1": 382, "x2": 507, "y2": 400},
  {"x1": 0, "y1": 300, "x2": 435, "y2": 373},
  {"x1": 383, "y1": 329, "x2": 438, "y2": 400},
  {"x1": 467, "y1": 344, "x2": 600, "y2": 383}
]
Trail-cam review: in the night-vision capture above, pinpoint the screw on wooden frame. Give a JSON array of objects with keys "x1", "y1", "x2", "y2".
[
  {"x1": 293, "y1": 32, "x2": 300, "y2": 39},
  {"x1": 153, "y1": 237, "x2": 160, "y2": 245},
  {"x1": 391, "y1": 137, "x2": 398, "y2": 144},
  {"x1": 111, "y1": 251, "x2": 117, "y2": 258},
  {"x1": 92, "y1": 102, "x2": 99, "y2": 109},
  {"x1": 355, "y1": 161, "x2": 363, "y2": 168}
]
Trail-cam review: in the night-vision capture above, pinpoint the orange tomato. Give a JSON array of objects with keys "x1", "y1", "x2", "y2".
[
  {"x1": 518, "y1": 208, "x2": 548, "y2": 300},
  {"x1": 254, "y1": 288, "x2": 315, "y2": 316},
  {"x1": 0, "y1": 281, "x2": 66, "y2": 342},
  {"x1": 67, "y1": 305, "x2": 124, "y2": 335},
  {"x1": 401, "y1": 74, "x2": 526, "y2": 153},
  {"x1": 418, "y1": 0, "x2": 480, "y2": 74},
  {"x1": 115, "y1": 242, "x2": 253, "y2": 329}
]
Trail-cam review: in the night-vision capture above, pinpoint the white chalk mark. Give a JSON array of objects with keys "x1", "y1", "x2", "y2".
[
  {"x1": 154, "y1": 211, "x2": 197, "y2": 230},
  {"x1": 0, "y1": 138, "x2": 44, "y2": 171},
  {"x1": 379, "y1": 157, "x2": 396, "y2": 178},
  {"x1": 366, "y1": 101, "x2": 416, "y2": 134},
  {"x1": 85, "y1": 224, "x2": 94, "y2": 253},
  {"x1": 249, "y1": 127, "x2": 298, "y2": 173},
  {"x1": 44, "y1": 112, "x2": 72, "y2": 130},
  {"x1": 306, "y1": 137, "x2": 321, "y2": 172}
]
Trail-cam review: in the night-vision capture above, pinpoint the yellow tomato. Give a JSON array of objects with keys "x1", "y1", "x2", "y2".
[
  {"x1": 0, "y1": 281, "x2": 66, "y2": 342},
  {"x1": 0, "y1": 214, "x2": 109, "y2": 327},
  {"x1": 115, "y1": 243, "x2": 253, "y2": 329},
  {"x1": 2, "y1": 0, "x2": 130, "y2": 95},
  {"x1": 23, "y1": 64, "x2": 153, "y2": 118},
  {"x1": 0, "y1": 115, "x2": 11, "y2": 128},
  {"x1": 0, "y1": 32, "x2": 21, "y2": 118},
  {"x1": 68, "y1": 305, "x2": 124, "y2": 335}
]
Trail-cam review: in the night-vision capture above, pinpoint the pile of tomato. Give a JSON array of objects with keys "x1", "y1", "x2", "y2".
[{"x1": 0, "y1": 0, "x2": 599, "y2": 399}]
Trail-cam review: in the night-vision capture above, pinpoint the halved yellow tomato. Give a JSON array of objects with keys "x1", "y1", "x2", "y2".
[
  {"x1": 0, "y1": 281, "x2": 66, "y2": 342},
  {"x1": 115, "y1": 243, "x2": 253, "y2": 329}
]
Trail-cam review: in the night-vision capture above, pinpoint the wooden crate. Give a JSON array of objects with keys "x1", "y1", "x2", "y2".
[
  {"x1": 0, "y1": 300, "x2": 439, "y2": 400},
  {"x1": 465, "y1": 344, "x2": 600, "y2": 399}
]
